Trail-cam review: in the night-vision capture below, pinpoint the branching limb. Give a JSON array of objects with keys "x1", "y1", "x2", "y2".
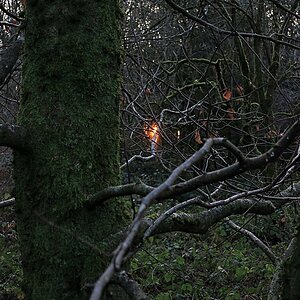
[
  {"x1": 88, "y1": 120, "x2": 300, "y2": 207},
  {"x1": 90, "y1": 121, "x2": 300, "y2": 299},
  {"x1": 147, "y1": 199, "x2": 275, "y2": 236},
  {"x1": 86, "y1": 181, "x2": 153, "y2": 208},
  {"x1": 89, "y1": 138, "x2": 216, "y2": 300},
  {"x1": 143, "y1": 197, "x2": 207, "y2": 239},
  {"x1": 208, "y1": 148, "x2": 300, "y2": 209},
  {"x1": 169, "y1": 120, "x2": 300, "y2": 197},
  {"x1": 164, "y1": 0, "x2": 300, "y2": 50},
  {"x1": 0, "y1": 124, "x2": 28, "y2": 152}
]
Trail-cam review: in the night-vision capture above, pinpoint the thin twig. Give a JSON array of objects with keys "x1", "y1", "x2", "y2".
[
  {"x1": 0, "y1": 198, "x2": 15, "y2": 208},
  {"x1": 226, "y1": 218, "x2": 277, "y2": 264}
]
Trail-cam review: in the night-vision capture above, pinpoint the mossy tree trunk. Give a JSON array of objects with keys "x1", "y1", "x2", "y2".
[
  {"x1": 14, "y1": 1, "x2": 128, "y2": 299},
  {"x1": 280, "y1": 229, "x2": 300, "y2": 300}
]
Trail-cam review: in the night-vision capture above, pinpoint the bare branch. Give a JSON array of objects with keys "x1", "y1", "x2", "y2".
[
  {"x1": 88, "y1": 120, "x2": 300, "y2": 207},
  {"x1": 86, "y1": 181, "x2": 153, "y2": 208},
  {"x1": 164, "y1": 0, "x2": 300, "y2": 51},
  {"x1": 120, "y1": 153, "x2": 155, "y2": 169},
  {"x1": 219, "y1": 138, "x2": 247, "y2": 164},
  {"x1": 226, "y1": 219, "x2": 277, "y2": 264},
  {"x1": 89, "y1": 138, "x2": 216, "y2": 300},
  {"x1": 90, "y1": 264, "x2": 115, "y2": 300},
  {"x1": 267, "y1": 0, "x2": 300, "y2": 20},
  {"x1": 0, "y1": 21, "x2": 20, "y2": 28},
  {"x1": 143, "y1": 197, "x2": 207, "y2": 239},
  {"x1": 0, "y1": 198, "x2": 15, "y2": 208},
  {"x1": 0, "y1": 4, "x2": 23, "y2": 22},
  {"x1": 147, "y1": 199, "x2": 275, "y2": 236}
]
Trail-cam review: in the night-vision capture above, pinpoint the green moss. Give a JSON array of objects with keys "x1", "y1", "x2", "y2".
[
  {"x1": 0, "y1": 232, "x2": 23, "y2": 298},
  {"x1": 14, "y1": 1, "x2": 129, "y2": 299}
]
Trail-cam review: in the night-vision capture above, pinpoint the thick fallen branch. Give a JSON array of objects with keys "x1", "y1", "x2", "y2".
[
  {"x1": 143, "y1": 197, "x2": 207, "y2": 239},
  {"x1": 0, "y1": 124, "x2": 28, "y2": 152},
  {"x1": 146, "y1": 199, "x2": 275, "y2": 236},
  {"x1": 143, "y1": 174, "x2": 300, "y2": 239},
  {"x1": 146, "y1": 208, "x2": 278, "y2": 263},
  {"x1": 144, "y1": 165, "x2": 300, "y2": 241}
]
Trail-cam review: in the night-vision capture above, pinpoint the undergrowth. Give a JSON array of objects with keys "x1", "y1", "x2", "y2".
[
  {"x1": 128, "y1": 203, "x2": 295, "y2": 300},
  {"x1": 0, "y1": 207, "x2": 23, "y2": 300}
]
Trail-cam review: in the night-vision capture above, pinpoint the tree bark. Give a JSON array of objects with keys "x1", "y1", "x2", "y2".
[
  {"x1": 14, "y1": 1, "x2": 128, "y2": 299},
  {"x1": 280, "y1": 230, "x2": 300, "y2": 300}
]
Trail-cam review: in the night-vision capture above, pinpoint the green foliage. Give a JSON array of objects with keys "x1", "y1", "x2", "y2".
[
  {"x1": 0, "y1": 209, "x2": 23, "y2": 299},
  {"x1": 155, "y1": 292, "x2": 171, "y2": 300},
  {"x1": 130, "y1": 223, "x2": 286, "y2": 299}
]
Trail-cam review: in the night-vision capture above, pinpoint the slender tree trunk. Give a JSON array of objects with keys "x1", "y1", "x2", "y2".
[
  {"x1": 14, "y1": 1, "x2": 128, "y2": 299},
  {"x1": 269, "y1": 232, "x2": 300, "y2": 300},
  {"x1": 280, "y1": 230, "x2": 300, "y2": 300}
]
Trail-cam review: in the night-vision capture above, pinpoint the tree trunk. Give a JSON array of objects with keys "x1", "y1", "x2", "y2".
[
  {"x1": 14, "y1": 1, "x2": 128, "y2": 299},
  {"x1": 281, "y1": 230, "x2": 300, "y2": 300}
]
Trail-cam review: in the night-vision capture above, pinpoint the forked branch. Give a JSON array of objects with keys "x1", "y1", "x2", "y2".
[
  {"x1": 87, "y1": 120, "x2": 300, "y2": 207},
  {"x1": 89, "y1": 120, "x2": 300, "y2": 300}
]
